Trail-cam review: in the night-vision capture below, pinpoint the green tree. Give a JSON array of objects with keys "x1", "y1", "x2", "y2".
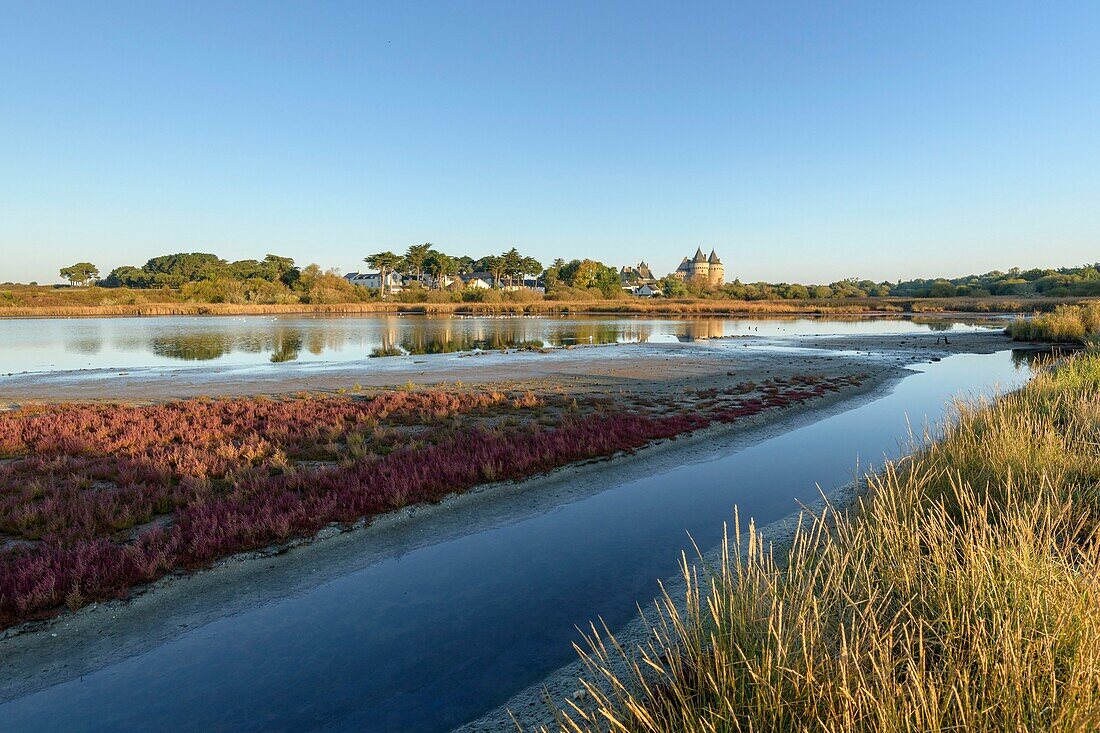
[
  {"x1": 60, "y1": 262, "x2": 99, "y2": 286},
  {"x1": 520, "y1": 257, "x2": 543, "y2": 285},
  {"x1": 404, "y1": 243, "x2": 433, "y2": 285},
  {"x1": 500, "y1": 248, "x2": 524, "y2": 287},
  {"x1": 142, "y1": 253, "x2": 226, "y2": 285},
  {"x1": 482, "y1": 255, "x2": 507, "y2": 288},
  {"x1": 424, "y1": 251, "x2": 458, "y2": 289},
  {"x1": 543, "y1": 260, "x2": 563, "y2": 289},
  {"x1": 660, "y1": 276, "x2": 688, "y2": 298},
  {"x1": 365, "y1": 251, "x2": 404, "y2": 297}
]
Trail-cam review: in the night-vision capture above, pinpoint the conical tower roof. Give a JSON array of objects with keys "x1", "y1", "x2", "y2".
[
  {"x1": 693, "y1": 247, "x2": 707, "y2": 263},
  {"x1": 708, "y1": 249, "x2": 721, "y2": 264}
]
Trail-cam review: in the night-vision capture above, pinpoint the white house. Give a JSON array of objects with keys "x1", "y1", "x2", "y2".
[
  {"x1": 434, "y1": 274, "x2": 463, "y2": 289},
  {"x1": 462, "y1": 272, "x2": 495, "y2": 289},
  {"x1": 344, "y1": 271, "x2": 404, "y2": 291},
  {"x1": 635, "y1": 283, "x2": 661, "y2": 297}
]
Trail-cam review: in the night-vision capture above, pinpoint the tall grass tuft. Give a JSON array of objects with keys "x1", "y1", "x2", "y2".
[
  {"x1": 551, "y1": 352, "x2": 1100, "y2": 732},
  {"x1": 1009, "y1": 301, "x2": 1100, "y2": 343}
]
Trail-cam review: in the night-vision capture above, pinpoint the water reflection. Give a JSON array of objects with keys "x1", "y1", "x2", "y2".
[
  {"x1": 1010, "y1": 345, "x2": 1079, "y2": 370},
  {"x1": 0, "y1": 315, "x2": 1001, "y2": 374},
  {"x1": 151, "y1": 335, "x2": 235, "y2": 361}
]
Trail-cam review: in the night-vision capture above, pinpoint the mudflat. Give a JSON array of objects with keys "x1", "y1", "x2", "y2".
[{"x1": 0, "y1": 329, "x2": 1003, "y2": 405}]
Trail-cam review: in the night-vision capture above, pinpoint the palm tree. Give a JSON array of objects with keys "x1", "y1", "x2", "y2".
[
  {"x1": 364, "y1": 251, "x2": 404, "y2": 298},
  {"x1": 404, "y1": 243, "x2": 433, "y2": 286}
]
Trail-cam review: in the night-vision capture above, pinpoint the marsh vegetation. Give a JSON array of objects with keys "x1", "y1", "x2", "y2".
[
  {"x1": 551, "y1": 354, "x2": 1100, "y2": 732},
  {"x1": 0, "y1": 374, "x2": 863, "y2": 628},
  {"x1": 1009, "y1": 301, "x2": 1100, "y2": 345}
]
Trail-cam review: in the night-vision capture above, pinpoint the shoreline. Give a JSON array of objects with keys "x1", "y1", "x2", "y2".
[
  {"x1": 0, "y1": 357, "x2": 903, "y2": 702},
  {"x1": 455, "y1": 347, "x2": 1024, "y2": 732},
  {"x1": 0, "y1": 295, "x2": 1082, "y2": 320},
  {"x1": 0, "y1": 330, "x2": 1009, "y2": 405},
  {"x1": 456, "y1": 483, "x2": 868, "y2": 733}
]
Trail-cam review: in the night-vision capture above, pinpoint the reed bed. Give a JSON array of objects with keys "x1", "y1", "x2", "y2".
[
  {"x1": 2, "y1": 293, "x2": 1086, "y2": 318},
  {"x1": 1009, "y1": 301, "x2": 1100, "y2": 345},
  {"x1": 0, "y1": 375, "x2": 861, "y2": 629},
  {"x1": 549, "y1": 353, "x2": 1100, "y2": 732}
]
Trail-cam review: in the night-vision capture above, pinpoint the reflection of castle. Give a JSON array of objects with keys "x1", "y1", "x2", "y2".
[
  {"x1": 673, "y1": 248, "x2": 724, "y2": 287},
  {"x1": 675, "y1": 319, "x2": 728, "y2": 342}
]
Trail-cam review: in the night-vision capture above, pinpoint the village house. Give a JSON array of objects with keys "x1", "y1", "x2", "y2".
[
  {"x1": 461, "y1": 272, "x2": 495, "y2": 289},
  {"x1": 344, "y1": 271, "x2": 404, "y2": 292},
  {"x1": 620, "y1": 261, "x2": 659, "y2": 295}
]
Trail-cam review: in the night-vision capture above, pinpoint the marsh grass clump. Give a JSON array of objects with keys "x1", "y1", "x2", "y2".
[
  {"x1": 1009, "y1": 301, "x2": 1100, "y2": 343},
  {"x1": 551, "y1": 353, "x2": 1100, "y2": 733}
]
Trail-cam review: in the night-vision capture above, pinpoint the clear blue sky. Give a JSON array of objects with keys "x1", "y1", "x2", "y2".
[{"x1": 2, "y1": 1, "x2": 1098, "y2": 284}]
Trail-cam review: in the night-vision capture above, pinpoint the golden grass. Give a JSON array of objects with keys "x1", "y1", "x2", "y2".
[
  {"x1": 548, "y1": 353, "x2": 1100, "y2": 732},
  {"x1": 1, "y1": 287, "x2": 1093, "y2": 319}
]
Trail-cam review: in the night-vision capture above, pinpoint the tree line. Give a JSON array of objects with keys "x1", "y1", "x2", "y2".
[
  {"x1": 363, "y1": 244, "x2": 544, "y2": 296},
  {"x1": 57, "y1": 252, "x2": 1100, "y2": 303}
]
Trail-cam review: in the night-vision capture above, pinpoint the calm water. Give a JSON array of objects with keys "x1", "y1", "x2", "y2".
[
  {"x1": 0, "y1": 314, "x2": 1000, "y2": 374},
  {"x1": 0, "y1": 350, "x2": 1031, "y2": 732}
]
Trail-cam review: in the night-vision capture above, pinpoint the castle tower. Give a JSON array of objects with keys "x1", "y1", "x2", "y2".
[
  {"x1": 708, "y1": 250, "x2": 724, "y2": 286},
  {"x1": 691, "y1": 247, "x2": 709, "y2": 283}
]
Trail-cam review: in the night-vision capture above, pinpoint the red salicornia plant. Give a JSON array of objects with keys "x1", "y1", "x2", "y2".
[{"x1": 0, "y1": 376, "x2": 862, "y2": 628}]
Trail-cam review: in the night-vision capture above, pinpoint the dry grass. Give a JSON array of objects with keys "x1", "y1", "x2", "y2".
[
  {"x1": 2, "y1": 284, "x2": 1093, "y2": 317},
  {"x1": 548, "y1": 353, "x2": 1100, "y2": 732}
]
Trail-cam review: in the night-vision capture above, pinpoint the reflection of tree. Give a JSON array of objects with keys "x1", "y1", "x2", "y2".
[
  {"x1": 65, "y1": 337, "x2": 103, "y2": 355},
  {"x1": 270, "y1": 332, "x2": 303, "y2": 363},
  {"x1": 151, "y1": 334, "x2": 234, "y2": 361},
  {"x1": 306, "y1": 329, "x2": 331, "y2": 356},
  {"x1": 912, "y1": 317, "x2": 954, "y2": 332},
  {"x1": 548, "y1": 323, "x2": 622, "y2": 346}
]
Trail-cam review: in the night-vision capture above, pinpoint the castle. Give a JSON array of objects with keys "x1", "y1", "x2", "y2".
[
  {"x1": 673, "y1": 248, "x2": 724, "y2": 287},
  {"x1": 619, "y1": 261, "x2": 656, "y2": 284}
]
